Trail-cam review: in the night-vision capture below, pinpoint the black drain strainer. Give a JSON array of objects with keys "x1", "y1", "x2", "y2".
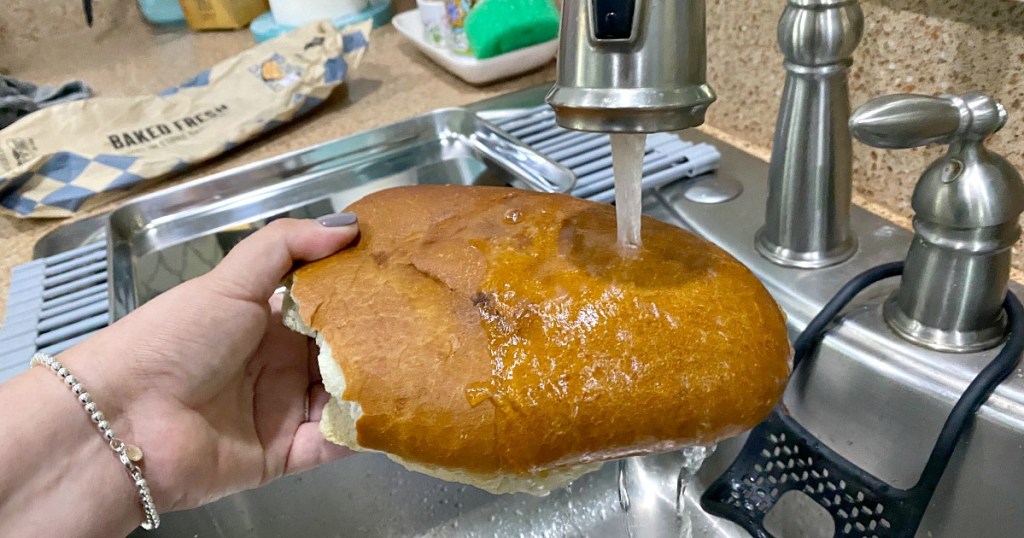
[{"x1": 701, "y1": 262, "x2": 1024, "y2": 537}]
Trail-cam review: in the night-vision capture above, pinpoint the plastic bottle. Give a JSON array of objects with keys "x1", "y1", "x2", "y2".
[{"x1": 138, "y1": 0, "x2": 186, "y2": 25}]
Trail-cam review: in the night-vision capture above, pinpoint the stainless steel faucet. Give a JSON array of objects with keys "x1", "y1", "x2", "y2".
[
  {"x1": 755, "y1": 0, "x2": 864, "y2": 268},
  {"x1": 851, "y1": 93, "x2": 1024, "y2": 352},
  {"x1": 545, "y1": 0, "x2": 715, "y2": 133},
  {"x1": 547, "y1": 0, "x2": 864, "y2": 270}
]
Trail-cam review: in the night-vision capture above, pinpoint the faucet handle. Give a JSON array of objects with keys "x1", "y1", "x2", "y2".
[
  {"x1": 849, "y1": 93, "x2": 1007, "y2": 149},
  {"x1": 851, "y1": 92, "x2": 1024, "y2": 352}
]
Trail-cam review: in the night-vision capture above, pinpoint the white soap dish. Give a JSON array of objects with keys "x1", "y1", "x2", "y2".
[{"x1": 392, "y1": 9, "x2": 557, "y2": 86}]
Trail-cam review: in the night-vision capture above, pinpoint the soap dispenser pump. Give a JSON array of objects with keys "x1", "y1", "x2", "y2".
[{"x1": 851, "y1": 92, "x2": 1024, "y2": 352}]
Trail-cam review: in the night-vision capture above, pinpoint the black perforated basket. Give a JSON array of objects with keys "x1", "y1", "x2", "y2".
[{"x1": 701, "y1": 262, "x2": 1024, "y2": 537}]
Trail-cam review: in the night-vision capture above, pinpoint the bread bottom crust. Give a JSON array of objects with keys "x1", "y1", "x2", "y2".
[{"x1": 283, "y1": 291, "x2": 602, "y2": 496}]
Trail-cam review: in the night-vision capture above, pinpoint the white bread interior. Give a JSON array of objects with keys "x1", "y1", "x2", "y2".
[{"x1": 282, "y1": 290, "x2": 602, "y2": 496}]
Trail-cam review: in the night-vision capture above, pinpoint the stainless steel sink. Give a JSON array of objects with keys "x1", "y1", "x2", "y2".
[
  {"x1": 148, "y1": 454, "x2": 623, "y2": 537},
  {"x1": 26, "y1": 84, "x2": 1022, "y2": 537}
]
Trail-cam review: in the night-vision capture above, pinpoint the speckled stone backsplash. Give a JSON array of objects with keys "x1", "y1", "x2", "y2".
[
  {"x1": 704, "y1": 0, "x2": 1024, "y2": 265},
  {"x1": 3, "y1": 0, "x2": 1024, "y2": 271}
]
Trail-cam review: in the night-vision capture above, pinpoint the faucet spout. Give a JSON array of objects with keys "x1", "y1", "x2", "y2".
[{"x1": 545, "y1": 0, "x2": 716, "y2": 133}]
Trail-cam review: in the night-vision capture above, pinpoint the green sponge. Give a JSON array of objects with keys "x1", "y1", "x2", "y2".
[{"x1": 464, "y1": 0, "x2": 560, "y2": 60}]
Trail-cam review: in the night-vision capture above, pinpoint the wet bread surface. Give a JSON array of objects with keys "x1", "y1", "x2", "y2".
[{"x1": 288, "y1": 185, "x2": 790, "y2": 483}]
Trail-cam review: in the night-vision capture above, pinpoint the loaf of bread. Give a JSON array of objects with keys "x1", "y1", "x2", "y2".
[{"x1": 283, "y1": 185, "x2": 790, "y2": 495}]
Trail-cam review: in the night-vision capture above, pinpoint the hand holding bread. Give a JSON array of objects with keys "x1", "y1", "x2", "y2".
[
  {"x1": 0, "y1": 183, "x2": 791, "y2": 538},
  {"x1": 55, "y1": 217, "x2": 360, "y2": 513}
]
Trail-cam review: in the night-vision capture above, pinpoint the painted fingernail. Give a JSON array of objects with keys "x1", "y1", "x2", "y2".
[{"x1": 317, "y1": 211, "x2": 357, "y2": 227}]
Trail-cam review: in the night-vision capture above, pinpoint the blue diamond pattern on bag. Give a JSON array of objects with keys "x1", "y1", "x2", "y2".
[{"x1": 0, "y1": 20, "x2": 372, "y2": 219}]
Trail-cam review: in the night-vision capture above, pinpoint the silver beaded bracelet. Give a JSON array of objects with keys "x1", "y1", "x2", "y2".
[{"x1": 30, "y1": 352, "x2": 160, "y2": 530}]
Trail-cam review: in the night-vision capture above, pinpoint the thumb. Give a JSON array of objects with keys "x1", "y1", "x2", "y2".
[{"x1": 207, "y1": 213, "x2": 359, "y2": 302}]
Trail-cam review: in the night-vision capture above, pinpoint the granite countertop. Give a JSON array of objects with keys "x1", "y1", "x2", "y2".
[{"x1": 0, "y1": 23, "x2": 558, "y2": 317}]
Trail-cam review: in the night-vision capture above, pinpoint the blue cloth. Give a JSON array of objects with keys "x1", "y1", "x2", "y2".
[{"x1": 0, "y1": 76, "x2": 93, "y2": 130}]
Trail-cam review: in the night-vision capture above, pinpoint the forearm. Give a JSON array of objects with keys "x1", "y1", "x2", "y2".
[{"x1": 0, "y1": 360, "x2": 142, "y2": 538}]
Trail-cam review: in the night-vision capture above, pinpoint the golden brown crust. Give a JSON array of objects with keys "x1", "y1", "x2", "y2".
[{"x1": 289, "y1": 185, "x2": 790, "y2": 476}]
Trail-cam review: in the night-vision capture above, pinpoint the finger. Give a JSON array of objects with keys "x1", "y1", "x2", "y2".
[
  {"x1": 285, "y1": 421, "x2": 355, "y2": 476},
  {"x1": 269, "y1": 292, "x2": 284, "y2": 312},
  {"x1": 207, "y1": 216, "x2": 359, "y2": 302},
  {"x1": 307, "y1": 383, "x2": 331, "y2": 422}
]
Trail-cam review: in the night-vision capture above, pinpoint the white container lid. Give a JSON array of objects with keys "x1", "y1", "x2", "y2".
[{"x1": 269, "y1": 0, "x2": 371, "y2": 26}]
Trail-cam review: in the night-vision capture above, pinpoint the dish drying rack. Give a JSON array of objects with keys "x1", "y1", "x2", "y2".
[
  {"x1": 491, "y1": 105, "x2": 719, "y2": 203},
  {"x1": 0, "y1": 105, "x2": 719, "y2": 382}
]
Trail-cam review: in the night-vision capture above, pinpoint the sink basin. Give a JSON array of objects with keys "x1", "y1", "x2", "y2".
[{"x1": 147, "y1": 452, "x2": 626, "y2": 537}]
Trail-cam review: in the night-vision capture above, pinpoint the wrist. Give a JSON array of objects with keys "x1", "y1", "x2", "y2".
[
  {"x1": 60, "y1": 332, "x2": 142, "y2": 443},
  {"x1": 61, "y1": 329, "x2": 186, "y2": 514},
  {"x1": 39, "y1": 350, "x2": 159, "y2": 527},
  {"x1": 0, "y1": 361, "x2": 143, "y2": 537}
]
